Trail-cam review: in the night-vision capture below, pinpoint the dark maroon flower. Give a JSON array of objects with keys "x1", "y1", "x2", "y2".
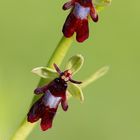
[
  {"x1": 27, "y1": 64, "x2": 81, "y2": 131},
  {"x1": 62, "y1": 0, "x2": 98, "y2": 42}
]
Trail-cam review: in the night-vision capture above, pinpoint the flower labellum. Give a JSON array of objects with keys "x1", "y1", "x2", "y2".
[
  {"x1": 62, "y1": 0, "x2": 98, "y2": 42},
  {"x1": 27, "y1": 63, "x2": 82, "y2": 131}
]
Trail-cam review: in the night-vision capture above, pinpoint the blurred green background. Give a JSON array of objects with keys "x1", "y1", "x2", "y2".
[{"x1": 0, "y1": 0, "x2": 140, "y2": 140}]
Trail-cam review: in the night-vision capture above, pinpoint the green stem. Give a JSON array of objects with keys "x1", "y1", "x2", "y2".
[
  {"x1": 11, "y1": 36, "x2": 73, "y2": 140},
  {"x1": 47, "y1": 36, "x2": 73, "y2": 68},
  {"x1": 11, "y1": 120, "x2": 36, "y2": 140}
]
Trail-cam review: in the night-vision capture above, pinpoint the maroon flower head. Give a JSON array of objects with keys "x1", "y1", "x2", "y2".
[
  {"x1": 62, "y1": 0, "x2": 98, "y2": 42},
  {"x1": 27, "y1": 63, "x2": 81, "y2": 131}
]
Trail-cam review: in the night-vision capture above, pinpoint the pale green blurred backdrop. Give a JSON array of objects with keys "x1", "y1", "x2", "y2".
[{"x1": 0, "y1": 0, "x2": 140, "y2": 140}]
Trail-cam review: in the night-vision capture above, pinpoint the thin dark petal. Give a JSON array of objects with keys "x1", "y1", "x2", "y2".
[
  {"x1": 53, "y1": 63, "x2": 62, "y2": 75},
  {"x1": 69, "y1": 78, "x2": 82, "y2": 84}
]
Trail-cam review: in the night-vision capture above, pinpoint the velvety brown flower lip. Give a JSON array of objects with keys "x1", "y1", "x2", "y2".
[
  {"x1": 27, "y1": 63, "x2": 81, "y2": 131},
  {"x1": 62, "y1": 0, "x2": 98, "y2": 43}
]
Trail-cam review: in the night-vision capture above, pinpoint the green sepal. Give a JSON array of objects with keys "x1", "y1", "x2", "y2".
[
  {"x1": 31, "y1": 67, "x2": 58, "y2": 79},
  {"x1": 94, "y1": 0, "x2": 111, "y2": 7},
  {"x1": 94, "y1": 0, "x2": 111, "y2": 11},
  {"x1": 68, "y1": 82, "x2": 84, "y2": 102},
  {"x1": 65, "y1": 54, "x2": 84, "y2": 75}
]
